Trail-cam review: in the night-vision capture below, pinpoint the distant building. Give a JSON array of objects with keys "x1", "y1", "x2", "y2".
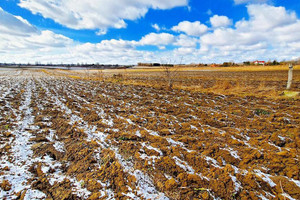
[{"x1": 254, "y1": 61, "x2": 265, "y2": 65}]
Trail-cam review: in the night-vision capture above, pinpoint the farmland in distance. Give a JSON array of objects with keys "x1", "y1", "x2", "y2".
[{"x1": 0, "y1": 66, "x2": 299, "y2": 200}]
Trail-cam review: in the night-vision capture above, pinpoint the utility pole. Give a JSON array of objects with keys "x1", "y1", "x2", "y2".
[{"x1": 286, "y1": 64, "x2": 293, "y2": 90}]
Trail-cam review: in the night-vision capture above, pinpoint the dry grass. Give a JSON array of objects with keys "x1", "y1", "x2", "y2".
[
  {"x1": 103, "y1": 66, "x2": 299, "y2": 99},
  {"x1": 103, "y1": 65, "x2": 300, "y2": 73},
  {"x1": 40, "y1": 65, "x2": 300, "y2": 99}
]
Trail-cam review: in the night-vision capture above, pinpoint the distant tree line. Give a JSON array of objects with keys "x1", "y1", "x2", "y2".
[
  {"x1": 0, "y1": 63, "x2": 134, "y2": 69},
  {"x1": 243, "y1": 60, "x2": 286, "y2": 66},
  {"x1": 137, "y1": 63, "x2": 174, "y2": 67}
]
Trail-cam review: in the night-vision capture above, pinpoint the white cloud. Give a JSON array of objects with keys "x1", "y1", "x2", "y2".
[
  {"x1": 0, "y1": 8, "x2": 155, "y2": 64},
  {"x1": 174, "y1": 34, "x2": 198, "y2": 47},
  {"x1": 0, "y1": 7, "x2": 72, "y2": 51},
  {"x1": 1, "y1": 4, "x2": 300, "y2": 64},
  {"x1": 174, "y1": 47, "x2": 196, "y2": 56},
  {"x1": 96, "y1": 29, "x2": 107, "y2": 36},
  {"x1": 199, "y1": 4, "x2": 300, "y2": 62},
  {"x1": 234, "y1": 0, "x2": 269, "y2": 4},
  {"x1": 0, "y1": 7, "x2": 37, "y2": 36},
  {"x1": 18, "y1": 0, "x2": 188, "y2": 34},
  {"x1": 152, "y1": 24, "x2": 160, "y2": 31},
  {"x1": 0, "y1": 7, "x2": 156, "y2": 64},
  {"x1": 236, "y1": 4, "x2": 297, "y2": 31},
  {"x1": 70, "y1": 39, "x2": 154, "y2": 64},
  {"x1": 27, "y1": 31, "x2": 73, "y2": 47},
  {"x1": 139, "y1": 33, "x2": 175, "y2": 46},
  {"x1": 0, "y1": 8, "x2": 73, "y2": 63},
  {"x1": 201, "y1": 28, "x2": 262, "y2": 47},
  {"x1": 172, "y1": 21, "x2": 208, "y2": 36},
  {"x1": 210, "y1": 15, "x2": 232, "y2": 28}
]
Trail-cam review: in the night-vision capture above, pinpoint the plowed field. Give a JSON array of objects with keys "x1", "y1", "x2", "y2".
[{"x1": 0, "y1": 69, "x2": 299, "y2": 200}]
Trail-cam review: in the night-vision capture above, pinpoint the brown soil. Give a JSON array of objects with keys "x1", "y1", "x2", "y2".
[{"x1": 0, "y1": 68, "x2": 299, "y2": 200}]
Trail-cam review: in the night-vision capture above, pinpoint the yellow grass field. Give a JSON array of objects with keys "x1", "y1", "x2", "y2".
[
  {"x1": 69, "y1": 65, "x2": 300, "y2": 99},
  {"x1": 100, "y1": 65, "x2": 300, "y2": 73}
]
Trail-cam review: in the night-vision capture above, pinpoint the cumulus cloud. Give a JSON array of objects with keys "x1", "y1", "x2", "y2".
[
  {"x1": 199, "y1": 4, "x2": 300, "y2": 62},
  {"x1": 174, "y1": 34, "x2": 198, "y2": 47},
  {"x1": 70, "y1": 39, "x2": 154, "y2": 64},
  {"x1": 172, "y1": 21, "x2": 208, "y2": 36},
  {"x1": 139, "y1": 33, "x2": 175, "y2": 46},
  {"x1": 1, "y1": 4, "x2": 300, "y2": 64},
  {"x1": 0, "y1": 8, "x2": 156, "y2": 64},
  {"x1": 18, "y1": 0, "x2": 188, "y2": 34},
  {"x1": 210, "y1": 15, "x2": 232, "y2": 28},
  {"x1": 234, "y1": 0, "x2": 269, "y2": 4},
  {"x1": 27, "y1": 31, "x2": 73, "y2": 47},
  {"x1": 236, "y1": 4, "x2": 297, "y2": 31}
]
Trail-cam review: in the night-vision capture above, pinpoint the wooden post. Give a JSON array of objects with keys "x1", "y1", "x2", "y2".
[{"x1": 286, "y1": 64, "x2": 293, "y2": 90}]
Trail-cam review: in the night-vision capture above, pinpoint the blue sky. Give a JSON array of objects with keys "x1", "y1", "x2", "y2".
[{"x1": 0, "y1": 0, "x2": 300, "y2": 64}]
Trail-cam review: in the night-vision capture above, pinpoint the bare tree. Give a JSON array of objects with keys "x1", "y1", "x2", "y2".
[
  {"x1": 162, "y1": 64, "x2": 178, "y2": 90},
  {"x1": 161, "y1": 57, "x2": 182, "y2": 90},
  {"x1": 96, "y1": 69, "x2": 104, "y2": 81},
  {"x1": 84, "y1": 67, "x2": 91, "y2": 80}
]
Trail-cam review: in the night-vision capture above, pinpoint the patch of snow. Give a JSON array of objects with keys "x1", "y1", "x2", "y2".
[
  {"x1": 102, "y1": 119, "x2": 114, "y2": 127},
  {"x1": 231, "y1": 165, "x2": 240, "y2": 174},
  {"x1": 166, "y1": 138, "x2": 194, "y2": 153},
  {"x1": 257, "y1": 194, "x2": 269, "y2": 200},
  {"x1": 0, "y1": 79, "x2": 37, "y2": 198},
  {"x1": 114, "y1": 150, "x2": 168, "y2": 199},
  {"x1": 164, "y1": 173, "x2": 172, "y2": 180},
  {"x1": 141, "y1": 143, "x2": 163, "y2": 156},
  {"x1": 148, "y1": 131, "x2": 159, "y2": 136},
  {"x1": 278, "y1": 135, "x2": 285, "y2": 141},
  {"x1": 23, "y1": 189, "x2": 46, "y2": 200},
  {"x1": 135, "y1": 130, "x2": 141, "y2": 137},
  {"x1": 225, "y1": 148, "x2": 240, "y2": 160},
  {"x1": 133, "y1": 170, "x2": 169, "y2": 200},
  {"x1": 196, "y1": 173, "x2": 210, "y2": 181},
  {"x1": 53, "y1": 141, "x2": 65, "y2": 152},
  {"x1": 46, "y1": 130, "x2": 56, "y2": 142},
  {"x1": 291, "y1": 179, "x2": 300, "y2": 188},
  {"x1": 139, "y1": 153, "x2": 159, "y2": 167},
  {"x1": 268, "y1": 142, "x2": 281, "y2": 151},
  {"x1": 281, "y1": 193, "x2": 296, "y2": 200},
  {"x1": 173, "y1": 156, "x2": 195, "y2": 174},
  {"x1": 229, "y1": 175, "x2": 242, "y2": 193},
  {"x1": 41, "y1": 165, "x2": 50, "y2": 174},
  {"x1": 123, "y1": 192, "x2": 138, "y2": 199},
  {"x1": 204, "y1": 156, "x2": 221, "y2": 168},
  {"x1": 221, "y1": 157, "x2": 226, "y2": 166},
  {"x1": 254, "y1": 170, "x2": 276, "y2": 187},
  {"x1": 126, "y1": 119, "x2": 134, "y2": 125},
  {"x1": 72, "y1": 179, "x2": 92, "y2": 198}
]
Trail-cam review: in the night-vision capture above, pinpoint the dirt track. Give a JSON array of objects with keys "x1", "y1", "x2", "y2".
[{"x1": 0, "y1": 69, "x2": 299, "y2": 199}]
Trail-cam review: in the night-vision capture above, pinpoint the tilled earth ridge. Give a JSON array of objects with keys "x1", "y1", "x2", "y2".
[{"x1": 0, "y1": 69, "x2": 299, "y2": 200}]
